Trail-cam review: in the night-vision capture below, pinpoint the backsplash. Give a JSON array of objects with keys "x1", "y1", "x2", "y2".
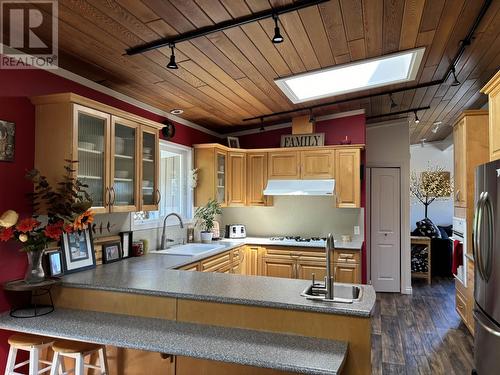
[{"x1": 221, "y1": 196, "x2": 364, "y2": 239}]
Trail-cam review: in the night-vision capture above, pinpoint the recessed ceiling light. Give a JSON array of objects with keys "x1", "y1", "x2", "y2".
[
  {"x1": 170, "y1": 109, "x2": 183, "y2": 115},
  {"x1": 275, "y1": 48, "x2": 425, "y2": 104}
]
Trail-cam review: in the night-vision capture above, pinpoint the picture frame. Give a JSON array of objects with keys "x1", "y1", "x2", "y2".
[
  {"x1": 119, "y1": 231, "x2": 133, "y2": 258},
  {"x1": 61, "y1": 229, "x2": 96, "y2": 274},
  {"x1": 46, "y1": 249, "x2": 64, "y2": 277},
  {"x1": 0, "y1": 120, "x2": 15, "y2": 162},
  {"x1": 102, "y1": 241, "x2": 122, "y2": 264},
  {"x1": 227, "y1": 136, "x2": 240, "y2": 148}
]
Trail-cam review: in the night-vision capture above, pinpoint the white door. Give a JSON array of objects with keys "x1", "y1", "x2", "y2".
[{"x1": 371, "y1": 168, "x2": 401, "y2": 292}]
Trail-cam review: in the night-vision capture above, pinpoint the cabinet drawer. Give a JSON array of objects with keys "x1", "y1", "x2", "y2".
[
  {"x1": 334, "y1": 250, "x2": 360, "y2": 264},
  {"x1": 179, "y1": 262, "x2": 200, "y2": 271},
  {"x1": 456, "y1": 288, "x2": 467, "y2": 323},
  {"x1": 201, "y1": 251, "x2": 231, "y2": 272},
  {"x1": 264, "y1": 247, "x2": 296, "y2": 259}
]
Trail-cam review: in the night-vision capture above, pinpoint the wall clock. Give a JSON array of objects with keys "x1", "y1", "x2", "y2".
[{"x1": 162, "y1": 120, "x2": 176, "y2": 140}]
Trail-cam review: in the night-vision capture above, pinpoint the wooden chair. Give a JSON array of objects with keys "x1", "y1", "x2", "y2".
[
  {"x1": 49, "y1": 340, "x2": 108, "y2": 375},
  {"x1": 5, "y1": 333, "x2": 55, "y2": 375}
]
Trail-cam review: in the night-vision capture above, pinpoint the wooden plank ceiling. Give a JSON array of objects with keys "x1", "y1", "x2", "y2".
[{"x1": 32, "y1": 0, "x2": 500, "y2": 143}]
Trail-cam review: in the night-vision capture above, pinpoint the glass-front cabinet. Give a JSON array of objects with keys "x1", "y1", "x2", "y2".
[
  {"x1": 141, "y1": 127, "x2": 160, "y2": 211},
  {"x1": 75, "y1": 105, "x2": 110, "y2": 214},
  {"x1": 215, "y1": 150, "x2": 227, "y2": 206},
  {"x1": 111, "y1": 117, "x2": 139, "y2": 212}
]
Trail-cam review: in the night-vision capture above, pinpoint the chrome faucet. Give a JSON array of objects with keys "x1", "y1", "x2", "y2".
[
  {"x1": 160, "y1": 212, "x2": 184, "y2": 249},
  {"x1": 325, "y1": 233, "x2": 335, "y2": 300}
]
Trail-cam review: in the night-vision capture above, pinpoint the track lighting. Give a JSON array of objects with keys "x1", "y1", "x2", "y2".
[
  {"x1": 451, "y1": 66, "x2": 460, "y2": 86},
  {"x1": 309, "y1": 108, "x2": 315, "y2": 124},
  {"x1": 272, "y1": 14, "x2": 284, "y2": 44},
  {"x1": 389, "y1": 94, "x2": 397, "y2": 110},
  {"x1": 414, "y1": 110, "x2": 420, "y2": 124},
  {"x1": 167, "y1": 43, "x2": 178, "y2": 69},
  {"x1": 259, "y1": 117, "x2": 265, "y2": 132}
]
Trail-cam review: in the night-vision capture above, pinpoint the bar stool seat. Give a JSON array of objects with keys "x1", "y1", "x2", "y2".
[
  {"x1": 50, "y1": 340, "x2": 108, "y2": 375},
  {"x1": 5, "y1": 333, "x2": 55, "y2": 375}
]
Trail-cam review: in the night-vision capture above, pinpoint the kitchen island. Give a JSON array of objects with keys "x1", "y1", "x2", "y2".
[{"x1": 0, "y1": 245, "x2": 374, "y2": 375}]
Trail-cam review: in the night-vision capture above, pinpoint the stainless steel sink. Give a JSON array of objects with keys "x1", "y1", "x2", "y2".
[{"x1": 301, "y1": 283, "x2": 362, "y2": 304}]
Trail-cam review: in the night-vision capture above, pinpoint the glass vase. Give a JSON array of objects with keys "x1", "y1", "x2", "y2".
[{"x1": 24, "y1": 249, "x2": 46, "y2": 284}]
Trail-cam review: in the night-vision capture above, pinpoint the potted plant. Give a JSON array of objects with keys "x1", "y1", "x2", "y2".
[
  {"x1": 195, "y1": 199, "x2": 221, "y2": 243},
  {"x1": 0, "y1": 160, "x2": 93, "y2": 283}
]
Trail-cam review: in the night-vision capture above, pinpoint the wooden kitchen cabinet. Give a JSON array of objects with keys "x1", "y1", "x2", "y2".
[
  {"x1": 335, "y1": 148, "x2": 361, "y2": 208},
  {"x1": 453, "y1": 118, "x2": 467, "y2": 208},
  {"x1": 267, "y1": 151, "x2": 300, "y2": 179},
  {"x1": 296, "y1": 260, "x2": 327, "y2": 281},
  {"x1": 179, "y1": 262, "x2": 200, "y2": 272},
  {"x1": 231, "y1": 246, "x2": 246, "y2": 275},
  {"x1": 334, "y1": 263, "x2": 360, "y2": 284},
  {"x1": 227, "y1": 152, "x2": 246, "y2": 206},
  {"x1": 246, "y1": 152, "x2": 271, "y2": 206},
  {"x1": 31, "y1": 93, "x2": 162, "y2": 214},
  {"x1": 300, "y1": 150, "x2": 335, "y2": 179},
  {"x1": 140, "y1": 127, "x2": 160, "y2": 211},
  {"x1": 481, "y1": 70, "x2": 500, "y2": 161},
  {"x1": 262, "y1": 257, "x2": 296, "y2": 279},
  {"x1": 246, "y1": 246, "x2": 262, "y2": 276},
  {"x1": 194, "y1": 146, "x2": 228, "y2": 207},
  {"x1": 201, "y1": 251, "x2": 231, "y2": 273}
]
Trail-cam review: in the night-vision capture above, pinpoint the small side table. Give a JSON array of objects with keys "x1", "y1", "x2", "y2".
[
  {"x1": 3, "y1": 278, "x2": 61, "y2": 318},
  {"x1": 411, "y1": 236, "x2": 432, "y2": 285}
]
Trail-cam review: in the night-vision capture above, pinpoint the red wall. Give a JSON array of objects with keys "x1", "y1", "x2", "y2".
[{"x1": 0, "y1": 67, "x2": 216, "y2": 372}]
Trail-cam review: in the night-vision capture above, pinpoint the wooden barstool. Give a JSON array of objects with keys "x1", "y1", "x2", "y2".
[
  {"x1": 49, "y1": 340, "x2": 108, "y2": 375},
  {"x1": 5, "y1": 333, "x2": 55, "y2": 375}
]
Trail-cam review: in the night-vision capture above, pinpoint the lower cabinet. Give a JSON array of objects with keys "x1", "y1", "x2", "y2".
[{"x1": 177, "y1": 245, "x2": 361, "y2": 284}]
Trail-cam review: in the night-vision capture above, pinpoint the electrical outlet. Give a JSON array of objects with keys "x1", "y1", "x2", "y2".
[{"x1": 354, "y1": 226, "x2": 360, "y2": 235}]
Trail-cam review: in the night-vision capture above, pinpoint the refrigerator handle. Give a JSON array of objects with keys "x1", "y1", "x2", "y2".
[
  {"x1": 474, "y1": 192, "x2": 486, "y2": 281},
  {"x1": 474, "y1": 309, "x2": 500, "y2": 337},
  {"x1": 483, "y1": 193, "x2": 494, "y2": 280}
]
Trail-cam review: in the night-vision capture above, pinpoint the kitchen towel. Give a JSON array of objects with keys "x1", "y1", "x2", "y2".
[{"x1": 452, "y1": 239, "x2": 463, "y2": 275}]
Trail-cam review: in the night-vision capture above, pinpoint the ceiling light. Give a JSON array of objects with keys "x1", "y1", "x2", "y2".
[
  {"x1": 170, "y1": 109, "x2": 183, "y2": 115},
  {"x1": 414, "y1": 110, "x2": 420, "y2": 124},
  {"x1": 451, "y1": 66, "x2": 460, "y2": 86},
  {"x1": 309, "y1": 109, "x2": 315, "y2": 124},
  {"x1": 272, "y1": 14, "x2": 284, "y2": 44},
  {"x1": 420, "y1": 139, "x2": 426, "y2": 147},
  {"x1": 167, "y1": 43, "x2": 178, "y2": 69},
  {"x1": 275, "y1": 48, "x2": 425, "y2": 103},
  {"x1": 259, "y1": 117, "x2": 265, "y2": 132},
  {"x1": 431, "y1": 121, "x2": 442, "y2": 134},
  {"x1": 389, "y1": 94, "x2": 397, "y2": 110}
]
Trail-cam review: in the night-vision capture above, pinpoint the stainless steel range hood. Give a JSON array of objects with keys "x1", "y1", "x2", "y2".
[{"x1": 263, "y1": 179, "x2": 335, "y2": 196}]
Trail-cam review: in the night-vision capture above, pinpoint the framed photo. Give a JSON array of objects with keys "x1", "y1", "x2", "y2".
[
  {"x1": 0, "y1": 120, "x2": 15, "y2": 162},
  {"x1": 102, "y1": 241, "x2": 122, "y2": 264},
  {"x1": 120, "y1": 231, "x2": 133, "y2": 258},
  {"x1": 227, "y1": 136, "x2": 240, "y2": 148},
  {"x1": 61, "y1": 229, "x2": 96, "y2": 273},
  {"x1": 47, "y1": 250, "x2": 64, "y2": 277}
]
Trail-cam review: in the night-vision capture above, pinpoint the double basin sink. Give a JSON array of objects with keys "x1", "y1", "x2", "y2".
[{"x1": 151, "y1": 243, "x2": 226, "y2": 257}]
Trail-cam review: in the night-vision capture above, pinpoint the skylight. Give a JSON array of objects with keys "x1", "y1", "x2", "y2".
[{"x1": 275, "y1": 48, "x2": 425, "y2": 104}]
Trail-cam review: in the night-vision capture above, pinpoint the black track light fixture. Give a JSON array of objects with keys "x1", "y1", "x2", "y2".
[
  {"x1": 414, "y1": 110, "x2": 420, "y2": 124},
  {"x1": 167, "y1": 43, "x2": 178, "y2": 69},
  {"x1": 309, "y1": 108, "x2": 315, "y2": 124},
  {"x1": 272, "y1": 14, "x2": 284, "y2": 44},
  {"x1": 259, "y1": 117, "x2": 265, "y2": 132},
  {"x1": 450, "y1": 66, "x2": 460, "y2": 86},
  {"x1": 389, "y1": 93, "x2": 397, "y2": 110}
]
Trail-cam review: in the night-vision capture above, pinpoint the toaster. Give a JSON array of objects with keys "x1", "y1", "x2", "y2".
[{"x1": 225, "y1": 224, "x2": 246, "y2": 239}]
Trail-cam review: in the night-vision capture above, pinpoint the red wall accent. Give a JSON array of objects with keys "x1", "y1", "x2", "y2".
[
  {"x1": 238, "y1": 114, "x2": 365, "y2": 148},
  {"x1": 0, "y1": 67, "x2": 216, "y2": 372}
]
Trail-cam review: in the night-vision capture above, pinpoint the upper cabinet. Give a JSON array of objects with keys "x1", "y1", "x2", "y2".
[
  {"x1": 335, "y1": 148, "x2": 361, "y2": 208},
  {"x1": 246, "y1": 152, "x2": 270, "y2": 206},
  {"x1": 194, "y1": 146, "x2": 227, "y2": 207},
  {"x1": 300, "y1": 150, "x2": 335, "y2": 179},
  {"x1": 481, "y1": 70, "x2": 500, "y2": 161},
  {"x1": 227, "y1": 151, "x2": 246, "y2": 206},
  {"x1": 267, "y1": 151, "x2": 300, "y2": 179},
  {"x1": 31, "y1": 93, "x2": 162, "y2": 214}
]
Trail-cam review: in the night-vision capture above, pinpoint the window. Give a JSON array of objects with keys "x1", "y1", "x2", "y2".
[
  {"x1": 132, "y1": 140, "x2": 193, "y2": 229},
  {"x1": 275, "y1": 47, "x2": 425, "y2": 103}
]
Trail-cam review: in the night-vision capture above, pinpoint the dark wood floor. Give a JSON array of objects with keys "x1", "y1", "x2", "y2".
[{"x1": 372, "y1": 278, "x2": 474, "y2": 375}]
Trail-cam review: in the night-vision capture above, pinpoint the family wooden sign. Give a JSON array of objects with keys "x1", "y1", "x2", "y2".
[{"x1": 280, "y1": 133, "x2": 325, "y2": 148}]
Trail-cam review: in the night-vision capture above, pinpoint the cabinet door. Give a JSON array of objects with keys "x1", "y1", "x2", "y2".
[
  {"x1": 179, "y1": 262, "x2": 200, "y2": 271},
  {"x1": 227, "y1": 152, "x2": 246, "y2": 206},
  {"x1": 215, "y1": 149, "x2": 228, "y2": 207},
  {"x1": 262, "y1": 257, "x2": 296, "y2": 279},
  {"x1": 201, "y1": 251, "x2": 231, "y2": 273},
  {"x1": 334, "y1": 263, "x2": 360, "y2": 284},
  {"x1": 247, "y1": 152, "x2": 270, "y2": 206},
  {"x1": 489, "y1": 89, "x2": 500, "y2": 161},
  {"x1": 297, "y1": 260, "x2": 327, "y2": 281},
  {"x1": 268, "y1": 151, "x2": 300, "y2": 179},
  {"x1": 246, "y1": 246, "x2": 261, "y2": 276},
  {"x1": 300, "y1": 150, "x2": 334, "y2": 179},
  {"x1": 110, "y1": 117, "x2": 139, "y2": 213},
  {"x1": 335, "y1": 149, "x2": 361, "y2": 208},
  {"x1": 74, "y1": 105, "x2": 111, "y2": 214},
  {"x1": 141, "y1": 127, "x2": 160, "y2": 211},
  {"x1": 453, "y1": 120, "x2": 467, "y2": 207}
]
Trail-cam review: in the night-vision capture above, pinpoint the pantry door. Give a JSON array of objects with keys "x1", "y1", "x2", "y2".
[{"x1": 371, "y1": 168, "x2": 401, "y2": 292}]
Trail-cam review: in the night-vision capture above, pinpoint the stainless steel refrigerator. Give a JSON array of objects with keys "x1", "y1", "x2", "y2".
[{"x1": 473, "y1": 160, "x2": 500, "y2": 375}]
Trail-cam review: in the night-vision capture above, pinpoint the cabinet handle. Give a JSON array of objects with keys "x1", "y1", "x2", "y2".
[
  {"x1": 155, "y1": 189, "x2": 161, "y2": 205},
  {"x1": 104, "y1": 187, "x2": 110, "y2": 207},
  {"x1": 110, "y1": 186, "x2": 116, "y2": 205},
  {"x1": 455, "y1": 190, "x2": 460, "y2": 201}
]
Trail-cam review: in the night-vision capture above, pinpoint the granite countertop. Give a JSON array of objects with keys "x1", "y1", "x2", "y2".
[
  {"x1": 0, "y1": 308, "x2": 347, "y2": 375},
  {"x1": 61, "y1": 255, "x2": 376, "y2": 317},
  {"x1": 220, "y1": 236, "x2": 364, "y2": 250}
]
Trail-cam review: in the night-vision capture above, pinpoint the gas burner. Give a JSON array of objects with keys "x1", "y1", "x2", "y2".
[
  {"x1": 269, "y1": 236, "x2": 326, "y2": 242},
  {"x1": 310, "y1": 237, "x2": 326, "y2": 241},
  {"x1": 296, "y1": 238, "x2": 311, "y2": 242},
  {"x1": 269, "y1": 237, "x2": 284, "y2": 241}
]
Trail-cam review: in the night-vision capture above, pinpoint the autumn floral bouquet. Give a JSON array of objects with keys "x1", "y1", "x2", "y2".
[{"x1": 0, "y1": 161, "x2": 94, "y2": 282}]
